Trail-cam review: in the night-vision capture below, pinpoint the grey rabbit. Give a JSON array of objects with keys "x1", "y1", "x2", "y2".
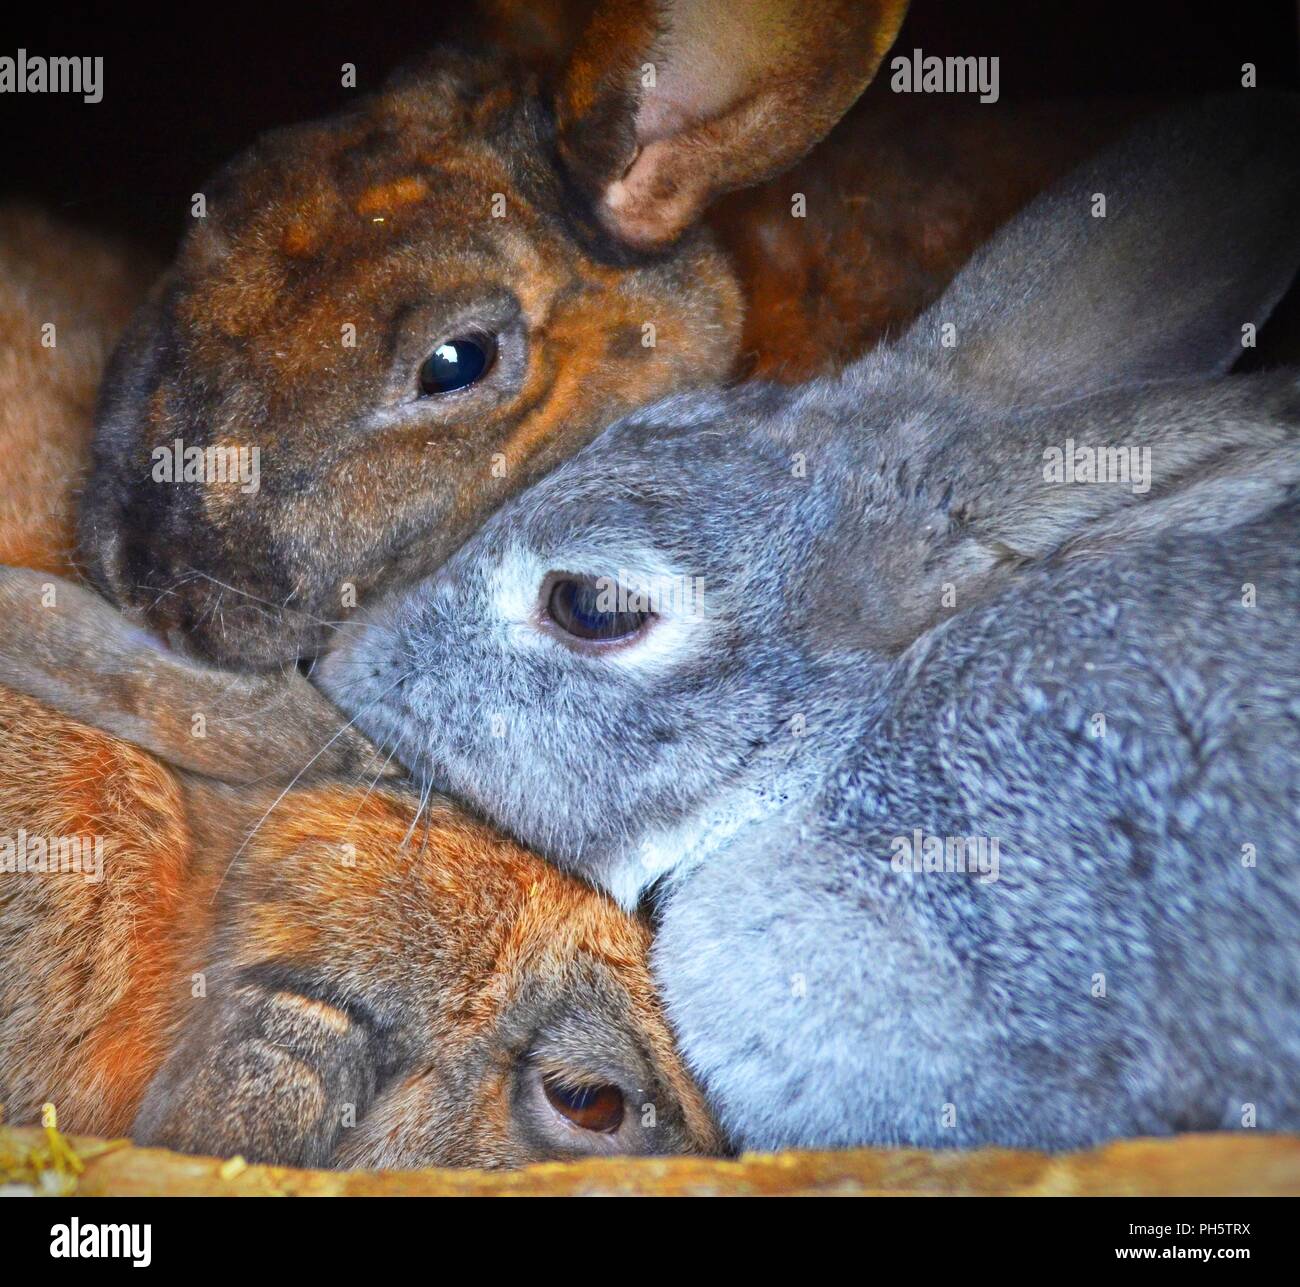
[{"x1": 320, "y1": 95, "x2": 1300, "y2": 1151}]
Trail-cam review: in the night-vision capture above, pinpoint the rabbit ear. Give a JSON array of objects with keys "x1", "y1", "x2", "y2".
[
  {"x1": 826, "y1": 372, "x2": 1300, "y2": 656},
  {"x1": 893, "y1": 94, "x2": 1300, "y2": 403},
  {"x1": 0, "y1": 567, "x2": 395, "y2": 786},
  {"x1": 555, "y1": 0, "x2": 908, "y2": 248}
]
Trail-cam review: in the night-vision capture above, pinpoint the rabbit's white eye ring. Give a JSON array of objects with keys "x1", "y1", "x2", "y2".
[
  {"x1": 418, "y1": 332, "x2": 497, "y2": 395},
  {"x1": 542, "y1": 1074, "x2": 626, "y2": 1133},
  {"x1": 541, "y1": 573, "x2": 654, "y2": 646}
]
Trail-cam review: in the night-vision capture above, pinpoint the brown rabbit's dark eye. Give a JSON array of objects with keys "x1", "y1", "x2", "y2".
[
  {"x1": 418, "y1": 334, "x2": 496, "y2": 395},
  {"x1": 546, "y1": 575, "x2": 651, "y2": 643},
  {"x1": 542, "y1": 1075, "x2": 626, "y2": 1133}
]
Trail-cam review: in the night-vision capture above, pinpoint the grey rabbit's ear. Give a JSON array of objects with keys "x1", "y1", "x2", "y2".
[
  {"x1": 825, "y1": 372, "x2": 1300, "y2": 657},
  {"x1": 554, "y1": 0, "x2": 908, "y2": 248},
  {"x1": 0, "y1": 567, "x2": 394, "y2": 786},
  {"x1": 893, "y1": 94, "x2": 1300, "y2": 403}
]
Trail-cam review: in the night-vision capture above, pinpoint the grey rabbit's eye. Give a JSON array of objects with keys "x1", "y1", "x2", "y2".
[
  {"x1": 545, "y1": 575, "x2": 652, "y2": 644},
  {"x1": 418, "y1": 333, "x2": 497, "y2": 395},
  {"x1": 541, "y1": 1074, "x2": 626, "y2": 1133}
]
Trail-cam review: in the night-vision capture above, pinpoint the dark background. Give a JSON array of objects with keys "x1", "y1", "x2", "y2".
[{"x1": 3, "y1": 0, "x2": 1299, "y2": 253}]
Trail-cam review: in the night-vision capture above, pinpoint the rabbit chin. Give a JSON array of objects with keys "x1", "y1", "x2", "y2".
[{"x1": 611, "y1": 782, "x2": 788, "y2": 911}]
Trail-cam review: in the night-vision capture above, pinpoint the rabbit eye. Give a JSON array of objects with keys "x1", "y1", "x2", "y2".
[
  {"x1": 418, "y1": 334, "x2": 496, "y2": 395},
  {"x1": 542, "y1": 1075, "x2": 626, "y2": 1133},
  {"x1": 545, "y1": 575, "x2": 651, "y2": 644}
]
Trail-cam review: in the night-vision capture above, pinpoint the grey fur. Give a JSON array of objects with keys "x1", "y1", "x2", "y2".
[{"x1": 321, "y1": 95, "x2": 1300, "y2": 1150}]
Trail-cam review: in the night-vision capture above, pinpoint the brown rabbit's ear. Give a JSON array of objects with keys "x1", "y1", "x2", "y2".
[
  {"x1": 0, "y1": 567, "x2": 395, "y2": 786},
  {"x1": 555, "y1": 0, "x2": 908, "y2": 248}
]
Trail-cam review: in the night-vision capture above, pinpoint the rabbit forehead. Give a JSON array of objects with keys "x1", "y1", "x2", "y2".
[
  {"x1": 185, "y1": 129, "x2": 547, "y2": 327},
  {"x1": 180, "y1": 61, "x2": 574, "y2": 336},
  {"x1": 227, "y1": 783, "x2": 718, "y2": 1163}
]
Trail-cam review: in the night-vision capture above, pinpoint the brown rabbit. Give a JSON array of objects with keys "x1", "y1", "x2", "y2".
[
  {"x1": 0, "y1": 566, "x2": 720, "y2": 1167},
  {"x1": 78, "y1": 0, "x2": 1128, "y2": 670}
]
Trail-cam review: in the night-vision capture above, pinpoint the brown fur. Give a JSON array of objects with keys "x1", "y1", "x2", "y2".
[
  {"x1": 78, "y1": 0, "x2": 1134, "y2": 670},
  {"x1": 710, "y1": 87, "x2": 1140, "y2": 379},
  {"x1": 0, "y1": 565, "x2": 392, "y2": 785},
  {"x1": 0, "y1": 208, "x2": 154, "y2": 575},
  {"x1": 82, "y1": 57, "x2": 747, "y2": 667},
  {"x1": 555, "y1": 0, "x2": 910, "y2": 247}
]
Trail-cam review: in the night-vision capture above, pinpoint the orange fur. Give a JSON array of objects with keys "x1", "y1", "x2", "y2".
[
  {"x1": 0, "y1": 688, "x2": 194, "y2": 1134},
  {"x1": 0, "y1": 683, "x2": 718, "y2": 1159}
]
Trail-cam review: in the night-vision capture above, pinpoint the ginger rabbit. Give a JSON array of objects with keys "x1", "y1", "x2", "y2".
[{"x1": 0, "y1": 567, "x2": 719, "y2": 1168}]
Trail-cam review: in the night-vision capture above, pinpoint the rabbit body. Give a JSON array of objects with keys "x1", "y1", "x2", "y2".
[
  {"x1": 321, "y1": 95, "x2": 1300, "y2": 1150},
  {"x1": 655, "y1": 482, "x2": 1300, "y2": 1148}
]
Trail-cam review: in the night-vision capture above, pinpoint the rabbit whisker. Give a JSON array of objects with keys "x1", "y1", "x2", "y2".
[
  {"x1": 212, "y1": 673, "x2": 409, "y2": 901},
  {"x1": 179, "y1": 568, "x2": 347, "y2": 634},
  {"x1": 342, "y1": 726, "x2": 409, "y2": 833},
  {"x1": 400, "y1": 773, "x2": 436, "y2": 853}
]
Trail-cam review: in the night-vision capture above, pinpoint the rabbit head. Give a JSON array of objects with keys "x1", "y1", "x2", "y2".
[
  {"x1": 319, "y1": 94, "x2": 1300, "y2": 906},
  {"x1": 78, "y1": 0, "x2": 906, "y2": 671},
  {"x1": 0, "y1": 567, "x2": 721, "y2": 1165},
  {"x1": 133, "y1": 788, "x2": 724, "y2": 1167}
]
